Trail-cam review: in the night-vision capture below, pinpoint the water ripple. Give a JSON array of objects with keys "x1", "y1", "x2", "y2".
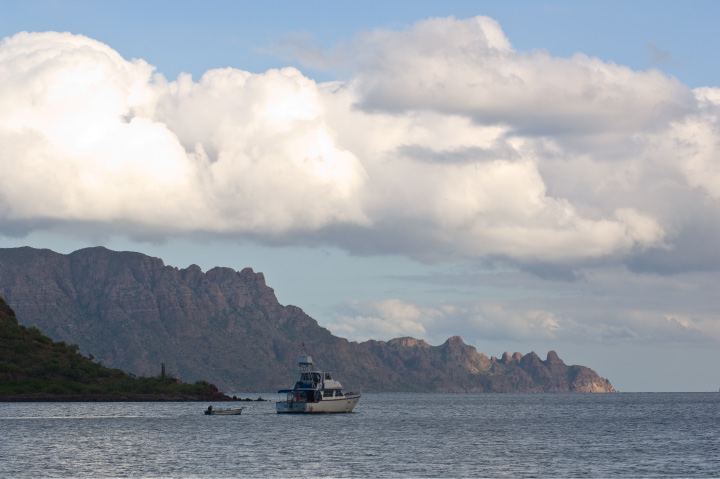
[{"x1": 1, "y1": 393, "x2": 718, "y2": 478}]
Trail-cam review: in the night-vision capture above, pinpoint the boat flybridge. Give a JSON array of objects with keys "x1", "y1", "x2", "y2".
[{"x1": 276, "y1": 355, "x2": 361, "y2": 413}]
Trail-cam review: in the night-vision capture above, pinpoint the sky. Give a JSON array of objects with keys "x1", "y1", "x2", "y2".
[{"x1": 1, "y1": 0, "x2": 719, "y2": 392}]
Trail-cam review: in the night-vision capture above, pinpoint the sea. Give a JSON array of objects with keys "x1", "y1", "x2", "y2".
[{"x1": 1, "y1": 392, "x2": 718, "y2": 478}]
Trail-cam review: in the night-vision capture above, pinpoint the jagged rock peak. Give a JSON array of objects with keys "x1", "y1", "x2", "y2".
[
  {"x1": 500, "y1": 351, "x2": 525, "y2": 363},
  {"x1": 239, "y1": 267, "x2": 270, "y2": 290},
  {"x1": 546, "y1": 350, "x2": 563, "y2": 363},
  {"x1": 387, "y1": 337, "x2": 429, "y2": 348},
  {"x1": 520, "y1": 352, "x2": 542, "y2": 367},
  {"x1": 442, "y1": 336, "x2": 469, "y2": 349}
]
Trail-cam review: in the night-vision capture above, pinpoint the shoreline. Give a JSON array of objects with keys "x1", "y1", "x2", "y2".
[{"x1": 0, "y1": 393, "x2": 270, "y2": 402}]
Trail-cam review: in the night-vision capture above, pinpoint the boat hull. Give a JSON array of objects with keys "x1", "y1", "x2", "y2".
[
  {"x1": 276, "y1": 394, "x2": 360, "y2": 414},
  {"x1": 204, "y1": 408, "x2": 244, "y2": 415}
]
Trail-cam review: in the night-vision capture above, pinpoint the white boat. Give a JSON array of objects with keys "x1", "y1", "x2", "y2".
[
  {"x1": 204, "y1": 406, "x2": 244, "y2": 415},
  {"x1": 276, "y1": 355, "x2": 361, "y2": 414}
]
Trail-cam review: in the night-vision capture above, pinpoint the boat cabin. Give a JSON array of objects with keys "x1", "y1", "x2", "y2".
[
  {"x1": 276, "y1": 354, "x2": 361, "y2": 413},
  {"x1": 278, "y1": 355, "x2": 346, "y2": 403}
]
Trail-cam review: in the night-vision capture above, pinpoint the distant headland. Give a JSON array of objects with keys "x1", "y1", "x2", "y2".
[{"x1": 0, "y1": 246, "x2": 615, "y2": 394}]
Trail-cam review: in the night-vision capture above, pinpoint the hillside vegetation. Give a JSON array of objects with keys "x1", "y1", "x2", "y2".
[{"x1": 0, "y1": 296, "x2": 225, "y2": 399}]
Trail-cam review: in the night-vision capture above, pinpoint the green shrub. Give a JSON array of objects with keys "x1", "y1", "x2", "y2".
[{"x1": 44, "y1": 383, "x2": 72, "y2": 394}]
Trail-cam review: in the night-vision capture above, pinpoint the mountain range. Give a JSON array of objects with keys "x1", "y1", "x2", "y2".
[{"x1": 0, "y1": 246, "x2": 615, "y2": 393}]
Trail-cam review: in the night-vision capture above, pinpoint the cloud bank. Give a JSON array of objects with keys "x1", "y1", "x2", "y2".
[
  {"x1": 1, "y1": 17, "x2": 719, "y2": 271},
  {"x1": 327, "y1": 266, "x2": 720, "y2": 347}
]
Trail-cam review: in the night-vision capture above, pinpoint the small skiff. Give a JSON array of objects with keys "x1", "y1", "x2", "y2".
[{"x1": 204, "y1": 406, "x2": 244, "y2": 415}]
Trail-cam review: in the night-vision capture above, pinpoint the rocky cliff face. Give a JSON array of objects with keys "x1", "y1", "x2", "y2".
[{"x1": 0, "y1": 247, "x2": 615, "y2": 393}]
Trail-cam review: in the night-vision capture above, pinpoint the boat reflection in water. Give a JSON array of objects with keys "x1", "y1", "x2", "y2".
[{"x1": 276, "y1": 355, "x2": 361, "y2": 413}]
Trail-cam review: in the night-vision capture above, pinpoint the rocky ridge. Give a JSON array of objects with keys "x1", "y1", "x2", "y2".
[{"x1": 0, "y1": 247, "x2": 615, "y2": 393}]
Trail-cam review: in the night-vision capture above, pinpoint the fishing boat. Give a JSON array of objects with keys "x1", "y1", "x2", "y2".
[
  {"x1": 276, "y1": 355, "x2": 361, "y2": 413},
  {"x1": 204, "y1": 406, "x2": 244, "y2": 415}
]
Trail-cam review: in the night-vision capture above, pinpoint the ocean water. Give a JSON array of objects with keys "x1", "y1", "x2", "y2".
[{"x1": 1, "y1": 393, "x2": 718, "y2": 478}]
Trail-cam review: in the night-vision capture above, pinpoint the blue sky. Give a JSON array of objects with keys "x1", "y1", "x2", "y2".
[
  {"x1": 1, "y1": 1, "x2": 719, "y2": 391},
  {"x1": 3, "y1": 1, "x2": 718, "y2": 86}
]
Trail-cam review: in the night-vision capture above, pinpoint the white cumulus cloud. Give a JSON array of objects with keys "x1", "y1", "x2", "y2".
[
  {"x1": 327, "y1": 299, "x2": 436, "y2": 342},
  {"x1": 1, "y1": 17, "x2": 718, "y2": 269}
]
